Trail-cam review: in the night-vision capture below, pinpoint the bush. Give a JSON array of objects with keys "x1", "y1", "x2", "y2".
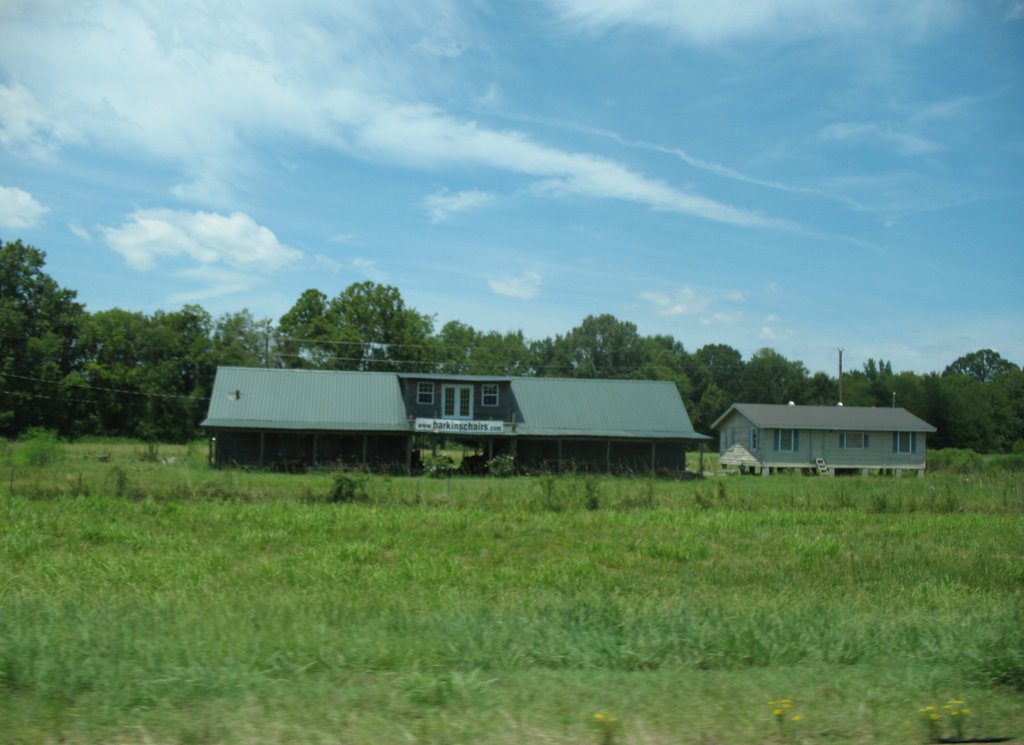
[
  {"x1": 14, "y1": 429, "x2": 62, "y2": 468},
  {"x1": 929, "y1": 448, "x2": 984, "y2": 474},
  {"x1": 486, "y1": 454, "x2": 517, "y2": 477},
  {"x1": 327, "y1": 470, "x2": 369, "y2": 503},
  {"x1": 422, "y1": 455, "x2": 456, "y2": 479},
  {"x1": 988, "y1": 454, "x2": 1024, "y2": 473}
]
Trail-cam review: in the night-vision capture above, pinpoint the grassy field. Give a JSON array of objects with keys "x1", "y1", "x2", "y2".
[{"x1": 1, "y1": 439, "x2": 1022, "y2": 744}]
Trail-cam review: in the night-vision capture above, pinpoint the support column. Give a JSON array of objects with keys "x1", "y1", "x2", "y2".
[
  {"x1": 606, "y1": 440, "x2": 611, "y2": 474},
  {"x1": 362, "y1": 434, "x2": 368, "y2": 466},
  {"x1": 650, "y1": 441, "x2": 656, "y2": 477},
  {"x1": 259, "y1": 432, "x2": 265, "y2": 467},
  {"x1": 557, "y1": 439, "x2": 563, "y2": 473}
]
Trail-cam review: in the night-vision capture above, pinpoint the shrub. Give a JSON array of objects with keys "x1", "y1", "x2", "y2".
[
  {"x1": 422, "y1": 455, "x2": 456, "y2": 479},
  {"x1": 327, "y1": 470, "x2": 369, "y2": 503},
  {"x1": 14, "y1": 428, "x2": 62, "y2": 468},
  {"x1": 583, "y1": 475, "x2": 600, "y2": 511},
  {"x1": 988, "y1": 454, "x2": 1024, "y2": 473},
  {"x1": 929, "y1": 448, "x2": 983, "y2": 474},
  {"x1": 486, "y1": 454, "x2": 516, "y2": 477}
]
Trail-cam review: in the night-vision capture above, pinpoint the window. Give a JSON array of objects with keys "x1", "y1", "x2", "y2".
[
  {"x1": 442, "y1": 384, "x2": 473, "y2": 419},
  {"x1": 750, "y1": 428, "x2": 759, "y2": 450},
  {"x1": 417, "y1": 382, "x2": 434, "y2": 405},
  {"x1": 839, "y1": 432, "x2": 868, "y2": 449},
  {"x1": 774, "y1": 429, "x2": 799, "y2": 452},
  {"x1": 894, "y1": 431, "x2": 916, "y2": 454},
  {"x1": 481, "y1": 383, "x2": 499, "y2": 407}
]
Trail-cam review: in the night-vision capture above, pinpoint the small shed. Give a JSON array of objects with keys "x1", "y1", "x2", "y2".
[
  {"x1": 711, "y1": 403, "x2": 937, "y2": 476},
  {"x1": 201, "y1": 366, "x2": 709, "y2": 474}
]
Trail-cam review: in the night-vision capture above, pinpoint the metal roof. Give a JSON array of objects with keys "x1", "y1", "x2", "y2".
[
  {"x1": 511, "y1": 377, "x2": 709, "y2": 439},
  {"x1": 202, "y1": 367, "x2": 709, "y2": 439},
  {"x1": 397, "y1": 372, "x2": 513, "y2": 383},
  {"x1": 201, "y1": 367, "x2": 409, "y2": 432},
  {"x1": 711, "y1": 403, "x2": 936, "y2": 433}
]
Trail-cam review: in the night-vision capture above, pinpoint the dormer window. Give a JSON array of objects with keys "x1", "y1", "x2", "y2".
[
  {"x1": 417, "y1": 382, "x2": 434, "y2": 405},
  {"x1": 442, "y1": 384, "x2": 473, "y2": 419},
  {"x1": 482, "y1": 383, "x2": 499, "y2": 407}
]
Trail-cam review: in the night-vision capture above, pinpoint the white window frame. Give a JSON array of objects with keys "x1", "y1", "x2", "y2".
[
  {"x1": 750, "y1": 428, "x2": 759, "y2": 451},
  {"x1": 417, "y1": 382, "x2": 434, "y2": 406},
  {"x1": 840, "y1": 432, "x2": 866, "y2": 449},
  {"x1": 896, "y1": 431, "x2": 913, "y2": 454},
  {"x1": 442, "y1": 384, "x2": 473, "y2": 420},
  {"x1": 481, "y1": 383, "x2": 499, "y2": 407},
  {"x1": 778, "y1": 428, "x2": 795, "y2": 452}
]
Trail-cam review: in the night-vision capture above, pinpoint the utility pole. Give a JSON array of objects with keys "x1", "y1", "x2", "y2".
[{"x1": 837, "y1": 348, "x2": 844, "y2": 405}]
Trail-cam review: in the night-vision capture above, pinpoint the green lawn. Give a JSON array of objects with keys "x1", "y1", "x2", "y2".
[{"x1": 1, "y1": 439, "x2": 1022, "y2": 743}]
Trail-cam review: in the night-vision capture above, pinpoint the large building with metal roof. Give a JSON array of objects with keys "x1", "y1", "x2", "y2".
[
  {"x1": 711, "y1": 403, "x2": 937, "y2": 476},
  {"x1": 201, "y1": 367, "x2": 709, "y2": 473}
]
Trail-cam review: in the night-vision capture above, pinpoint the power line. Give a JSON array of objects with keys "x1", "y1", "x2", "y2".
[{"x1": 0, "y1": 371, "x2": 210, "y2": 402}]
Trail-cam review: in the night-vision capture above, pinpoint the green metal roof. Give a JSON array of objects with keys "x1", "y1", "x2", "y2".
[
  {"x1": 511, "y1": 377, "x2": 708, "y2": 439},
  {"x1": 711, "y1": 403, "x2": 936, "y2": 433},
  {"x1": 201, "y1": 367, "x2": 409, "y2": 432},
  {"x1": 202, "y1": 367, "x2": 709, "y2": 440}
]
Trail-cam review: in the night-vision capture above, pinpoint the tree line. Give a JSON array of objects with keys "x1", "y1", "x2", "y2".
[{"x1": 3, "y1": 239, "x2": 1022, "y2": 451}]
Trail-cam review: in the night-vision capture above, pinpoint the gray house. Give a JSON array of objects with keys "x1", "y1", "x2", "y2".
[
  {"x1": 711, "y1": 403, "x2": 937, "y2": 476},
  {"x1": 201, "y1": 366, "x2": 709, "y2": 474}
]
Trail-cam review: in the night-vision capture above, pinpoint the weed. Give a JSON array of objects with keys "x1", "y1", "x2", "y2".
[
  {"x1": 919, "y1": 700, "x2": 971, "y2": 743},
  {"x1": 422, "y1": 454, "x2": 456, "y2": 478},
  {"x1": 486, "y1": 454, "x2": 517, "y2": 477},
  {"x1": 327, "y1": 470, "x2": 369, "y2": 503},
  {"x1": 14, "y1": 428, "x2": 62, "y2": 468},
  {"x1": 538, "y1": 474, "x2": 562, "y2": 512},
  {"x1": 590, "y1": 711, "x2": 621, "y2": 745},
  {"x1": 770, "y1": 699, "x2": 803, "y2": 741},
  {"x1": 583, "y1": 475, "x2": 600, "y2": 511}
]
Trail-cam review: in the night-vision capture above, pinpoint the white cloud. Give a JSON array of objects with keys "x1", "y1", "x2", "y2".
[
  {"x1": 424, "y1": 189, "x2": 495, "y2": 222},
  {"x1": 68, "y1": 220, "x2": 90, "y2": 240},
  {"x1": 0, "y1": 83, "x2": 80, "y2": 158},
  {"x1": 0, "y1": 185, "x2": 49, "y2": 229},
  {"x1": 102, "y1": 209, "x2": 301, "y2": 272},
  {"x1": 819, "y1": 122, "x2": 939, "y2": 156},
  {"x1": 0, "y1": 2, "x2": 786, "y2": 229},
  {"x1": 1007, "y1": 3, "x2": 1024, "y2": 21},
  {"x1": 313, "y1": 254, "x2": 344, "y2": 273},
  {"x1": 708, "y1": 311, "x2": 744, "y2": 324},
  {"x1": 641, "y1": 287, "x2": 712, "y2": 316},
  {"x1": 545, "y1": 0, "x2": 959, "y2": 44},
  {"x1": 352, "y1": 257, "x2": 388, "y2": 282},
  {"x1": 413, "y1": 34, "x2": 464, "y2": 59},
  {"x1": 168, "y1": 266, "x2": 261, "y2": 304},
  {"x1": 489, "y1": 270, "x2": 542, "y2": 300}
]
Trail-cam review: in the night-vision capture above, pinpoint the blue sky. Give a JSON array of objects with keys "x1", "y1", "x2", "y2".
[{"x1": 2, "y1": 0, "x2": 1022, "y2": 375}]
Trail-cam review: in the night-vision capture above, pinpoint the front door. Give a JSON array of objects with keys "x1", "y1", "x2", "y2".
[{"x1": 442, "y1": 384, "x2": 473, "y2": 419}]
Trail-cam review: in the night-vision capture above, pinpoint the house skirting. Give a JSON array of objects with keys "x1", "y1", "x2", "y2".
[
  {"x1": 208, "y1": 428, "x2": 689, "y2": 475},
  {"x1": 726, "y1": 462, "x2": 927, "y2": 477}
]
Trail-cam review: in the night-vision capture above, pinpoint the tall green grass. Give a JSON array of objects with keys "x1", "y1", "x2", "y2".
[{"x1": 1, "y1": 440, "x2": 1022, "y2": 743}]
